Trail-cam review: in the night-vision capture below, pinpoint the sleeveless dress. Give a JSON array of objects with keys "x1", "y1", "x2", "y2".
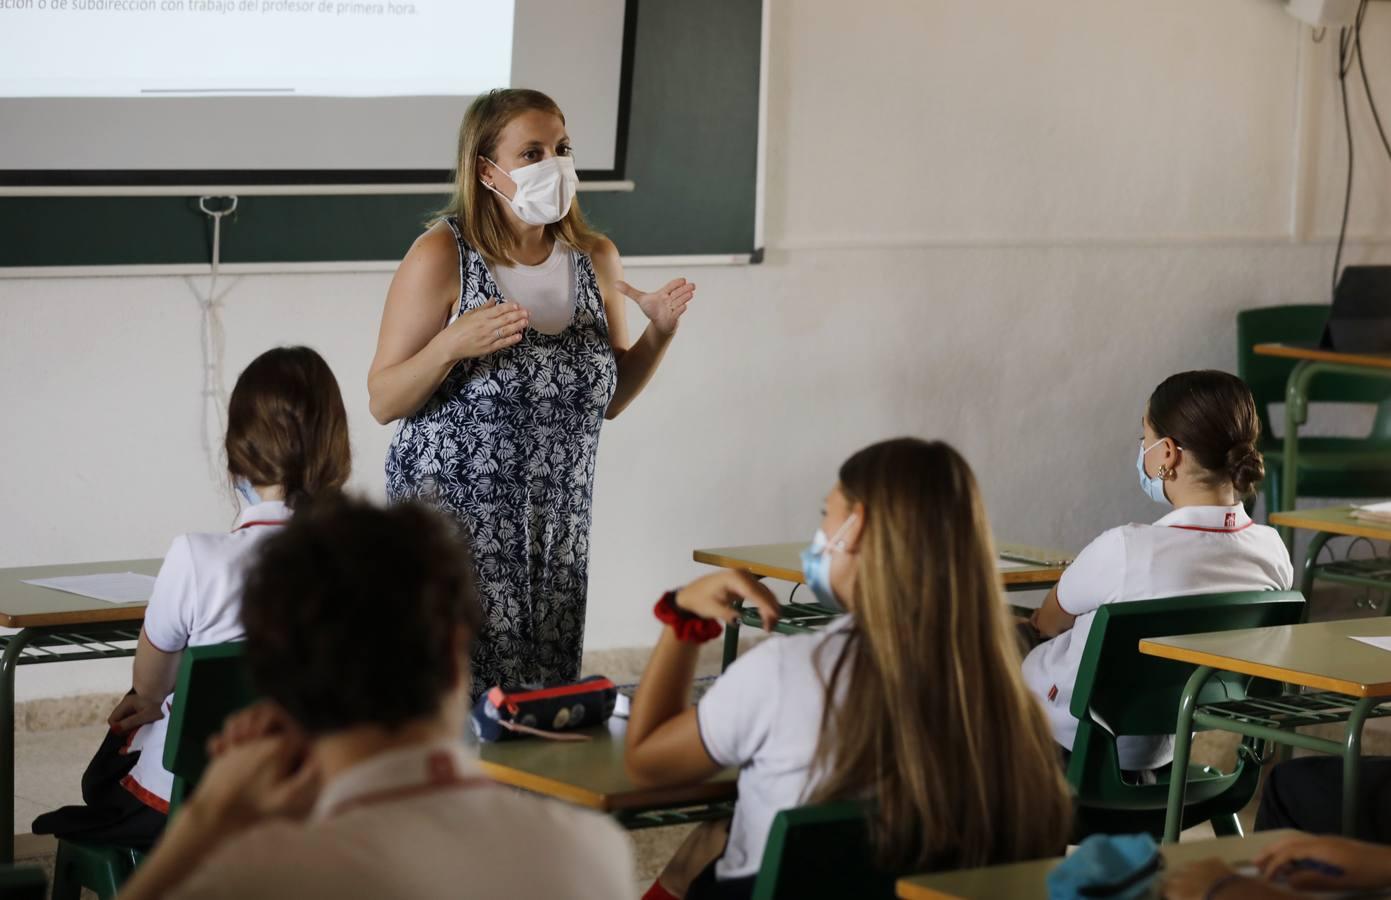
[{"x1": 385, "y1": 218, "x2": 618, "y2": 699}]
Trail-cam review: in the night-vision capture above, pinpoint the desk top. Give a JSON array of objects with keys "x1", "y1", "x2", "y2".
[
  {"x1": 477, "y1": 717, "x2": 737, "y2": 813},
  {"x1": 693, "y1": 543, "x2": 1070, "y2": 588},
  {"x1": 1269, "y1": 505, "x2": 1391, "y2": 542},
  {"x1": 1253, "y1": 342, "x2": 1391, "y2": 370},
  {"x1": 1140, "y1": 617, "x2": 1391, "y2": 698},
  {"x1": 896, "y1": 830, "x2": 1298, "y2": 899},
  {"x1": 0, "y1": 559, "x2": 160, "y2": 629}
]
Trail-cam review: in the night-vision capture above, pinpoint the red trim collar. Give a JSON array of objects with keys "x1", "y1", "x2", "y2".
[
  {"x1": 327, "y1": 774, "x2": 493, "y2": 818},
  {"x1": 234, "y1": 520, "x2": 288, "y2": 532},
  {"x1": 1166, "y1": 521, "x2": 1254, "y2": 534},
  {"x1": 323, "y1": 750, "x2": 492, "y2": 817}
]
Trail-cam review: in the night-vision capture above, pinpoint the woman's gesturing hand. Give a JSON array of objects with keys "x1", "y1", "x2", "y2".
[
  {"x1": 437, "y1": 299, "x2": 530, "y2": 362},
  {"x1": 617, "y1": 278, "x2": 696, "y2": 337},
  {"x1": 674, "y1": 570, "x2": 781, "y2": 632}
]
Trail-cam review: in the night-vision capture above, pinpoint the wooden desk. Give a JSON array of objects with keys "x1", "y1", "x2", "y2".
[
  {"x1": 896, "y1": 830, "x2": 1298, "y2": 899},
  {"x1": 1142, "y1": 618, "x2": 1391, "y2": 840},
  {"x1": 477, "y1": 717, "x2": 737, "y2": 828},
  {"x1": 696, "y1": 542, "x2": 1072, "y2": 669},
  {"x1": 1253, "y1": 343, "x2": 1391, "y2": 544},
  {"x1": 693, "y1": 543, "x2": 1070, "y2": 590},
  {"x1": 0, "y1": 559, "x2": 159, "y2": 861},
  {"x1": 1270, "y1": 506, "x2": 1391, "y2": 600},
  {"x1": 1270, "y1": 505, "x2": 1391, "y2": 545}
]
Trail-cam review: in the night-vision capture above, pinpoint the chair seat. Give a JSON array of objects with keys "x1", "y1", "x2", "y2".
[
  {"x1": 1075, "y1": 763, "x2": 1236, "y2": 812},
  {"x1": 52, "y1": 839, "x2": 140, "y2": 900}
]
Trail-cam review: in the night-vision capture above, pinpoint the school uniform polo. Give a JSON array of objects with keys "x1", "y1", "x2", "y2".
[
  {"x1": 696, "y1": 615, "x2": 854, "y2": 881},
  {"x1": 1021, "y1": 504, "x2": 1293, "y2": 771},
  {"x1": 167, "y1": 740, "x2": 637, "y2": 900},
  {"x1": 122, "y1": 501, "x2": 292, "y2": 812}
]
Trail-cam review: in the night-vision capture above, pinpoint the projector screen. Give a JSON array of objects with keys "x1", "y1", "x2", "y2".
[{"x1": 0, "y1": 0, "x2": 634, "y2": 185}]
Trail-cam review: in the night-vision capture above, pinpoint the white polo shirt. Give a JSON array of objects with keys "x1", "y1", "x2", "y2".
[
  {"x1": 167, "y1": 740, "x2": 636, "y2": 900},
  {"x1": 122, "y1": 501, "x2": 291, "y2": 811},
  {"x1": 1021, "y1": 504, "x2": 1292, "y2": 771},
  {"x1": 696, "y1": 616, "x2": 854, "y2": 881}
]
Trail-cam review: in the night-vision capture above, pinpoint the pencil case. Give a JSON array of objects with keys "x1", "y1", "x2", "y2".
[
  {"x1": 1046, "y1": 833, "x2": 1161, "y2": 899},
  {"x1": 470, "y1": 675, "x2": 618, "y2": 742}
]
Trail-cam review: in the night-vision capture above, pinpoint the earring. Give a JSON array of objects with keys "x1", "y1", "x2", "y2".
[{"x1": 1156, "y1": 464, "x2": 1172, "y2": 480}]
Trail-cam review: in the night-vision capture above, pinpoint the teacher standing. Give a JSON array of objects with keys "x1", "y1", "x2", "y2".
[{"x1": 368, "y1": 89, "x2": 695, "y2": 698}]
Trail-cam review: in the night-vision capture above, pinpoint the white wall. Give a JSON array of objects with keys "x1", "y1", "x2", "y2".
[{"x1": 4, "y1": 0, "x2": 1391, "y2": 699}]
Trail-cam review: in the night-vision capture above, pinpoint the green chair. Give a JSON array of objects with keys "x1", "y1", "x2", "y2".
[
  {"x1": 0, "y1": 863, "x2": 47, "y2": 900},
  {"x1": 749, "y1": 802, "x2": 900, "y2": 900},
  {"x1": 161, "y1": 642, "x2": 256, "y2": 810},
  {"x1": 1067, "y1": 590, "x2": 1305, "y2": 841},
  {"x1": 51, "y1": 643, "x2": 255, "y2": 900},
  {"x1": 1237, "y1": 305, "x2": 1391, "y2": 518},
  {"x1": 50, "y1": 841, "x2": 140, "y2": 900}
]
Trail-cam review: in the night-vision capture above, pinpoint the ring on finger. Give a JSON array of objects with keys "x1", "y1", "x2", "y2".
[{"x1": 495, "y1": 328, "x2": 501, "y2": 340}]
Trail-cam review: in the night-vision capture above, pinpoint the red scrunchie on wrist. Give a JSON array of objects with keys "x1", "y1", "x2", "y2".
[{"x1": 653, "y1": 591, "x2": 723, "y2": 644}]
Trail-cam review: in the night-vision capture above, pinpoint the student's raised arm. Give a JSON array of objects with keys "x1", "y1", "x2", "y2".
[{"x1": 624, "y1": 571, "x2": 779, "y2": 788}]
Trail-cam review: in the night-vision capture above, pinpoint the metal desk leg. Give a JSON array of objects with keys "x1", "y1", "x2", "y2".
[
  {"x1": 1299, "y1": 531, "x2": 1334, "y2": 621},
  {"x1": 1, "y1": 628, "x2": 35, "y2": 864},
  {"x1": 1342, "y1": 697, "x2": 1377, "y2": 837},
  {"x1": 1280, "y1": 361, "x2": 1312, "y2": 549},
  {"x1": 1164, "y1": 665, "x2": 1214, "y2": 844}
]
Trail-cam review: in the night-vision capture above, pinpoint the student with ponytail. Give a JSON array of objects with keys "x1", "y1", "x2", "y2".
[
  {"x1": 1021, "y1": 370, "x2": 1293, "y2": 774},
  {"x1": 625, "y1": 438, "x2": 1072, "y2": 900},
  {"x1": 33, "y1": 346, "x2": 351, "y2": 849}
]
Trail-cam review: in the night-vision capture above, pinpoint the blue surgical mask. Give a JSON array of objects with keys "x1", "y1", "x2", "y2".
[
  {"x1": 1136, "y1": 439, "x2": 1171, "y2": 506},
  {"x1": 800, "y1": 515, "x2": 856, "y2": 610},
  {"x1": 234, "y1": 477, "x2": 261, "y2": 507}
]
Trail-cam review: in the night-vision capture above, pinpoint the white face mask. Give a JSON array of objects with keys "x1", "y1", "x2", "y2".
[{"x1": 482, "y1": 156, "x2": 578, "y2": 226}]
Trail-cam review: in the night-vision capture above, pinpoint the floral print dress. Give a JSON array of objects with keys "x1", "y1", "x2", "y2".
[{"x1": 386, "y1": 218, "x2": 617, "y2": 699}]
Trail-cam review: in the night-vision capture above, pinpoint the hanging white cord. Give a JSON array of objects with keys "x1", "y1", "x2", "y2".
[{"x1": 197, "y1": 195, "x2": 238, "y2": 480}]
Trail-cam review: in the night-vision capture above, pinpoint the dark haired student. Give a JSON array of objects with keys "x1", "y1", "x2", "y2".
[
  {"x1": 119, "y1": 497, "x2": 635, "y2": 900},
  {"x1": 1021, "y1": 370, "x2": 1293, "y2": 772},
  {"x1": 33, "y1": 347, "x2": 351, "y2": 849}
]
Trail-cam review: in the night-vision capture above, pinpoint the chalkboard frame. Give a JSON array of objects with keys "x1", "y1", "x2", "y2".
[
  {"x1": 0, "y1": 0, "x2": 643, "y2": 188},
  {"x1": 0, "y1": 0, "x2": 765, "y2": 269}
]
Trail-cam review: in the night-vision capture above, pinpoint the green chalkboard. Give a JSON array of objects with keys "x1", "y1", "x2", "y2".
[{"x1": 0, "y1": 0, "x2": 761, "y2": 267}]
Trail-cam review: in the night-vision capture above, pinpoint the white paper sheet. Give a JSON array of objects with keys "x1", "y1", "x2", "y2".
[
  {"x1": 1351, "y1": 636, "x2": 1391, "y2": 653},
  {"x1": 23, "y1": 572, "x2": 156, "y2": 604}
]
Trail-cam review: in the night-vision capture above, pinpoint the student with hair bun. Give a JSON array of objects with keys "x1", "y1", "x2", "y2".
[
  {"x1": 33, "y1": 346, "x2": 351, "y2": 849},
  {"x1": 1021, "y1": 370, "x2": 1293, "y2": 774}
]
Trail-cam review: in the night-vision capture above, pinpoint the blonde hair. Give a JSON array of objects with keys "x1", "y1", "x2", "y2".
[
  {"x1": 436, "y1": 88, "x2": 604, "y2": 266},
  {"x1": 808, "y1": 438, "x2": 1072, "y2": 871}
]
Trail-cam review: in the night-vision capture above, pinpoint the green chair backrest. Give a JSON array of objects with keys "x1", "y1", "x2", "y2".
[
  {"x1": 1070, "y1": 590, "x2": 1305, "y2": 739},
  {"x1": 750, "y1": 802, "x2": 899, "y2": 900},
  {"x1": 1237, "y1": 305, "x2": 1391, "y2": 440},
  {"x1": 0, "y1": 864, "x2": 46, "y2": 900},
  {"x1": 161, "y1": 642, "x2": 256, "y2": 811}
]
